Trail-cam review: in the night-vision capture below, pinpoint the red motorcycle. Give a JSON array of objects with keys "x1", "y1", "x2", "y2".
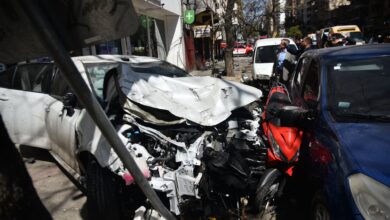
[{"x1": 254, "y1": 83, "x2": 310, "y2": 215}]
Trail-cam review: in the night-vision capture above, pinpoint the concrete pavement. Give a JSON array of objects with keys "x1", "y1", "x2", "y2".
[
  {"x1": 189, "y1": 56, "x2": 253, "y2": 82},
  {"x1": 22, "y1": 147, "x2": 86, "y2": 220}
]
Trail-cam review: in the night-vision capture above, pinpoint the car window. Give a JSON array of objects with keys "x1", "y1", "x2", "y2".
[
  {"x1": 301, "y1": 61, "x2": 320, "y2": 106},
  {"x1": 254, "y1": 45, "x2": 279, "y2": 63},
  {"x1": 84, "y1": 63, "x2": 119, "y2": 99},
  {"x1": 294, "y1": 57, "x2": 310, "y2": 88},
  {"x1": 50, "y1": 68, "x2": 72, "y2": 97},
  {"x1": 0, "y1": 67, "x2": 15, "y2": 89},
  {"x1": 129, "y1": 61, "x2": 190, "y2": 77},
  {"x1": 12, "y1": 63, "x2": 54, "y2": 93},
  {"x1": 328, "y1": 57, "x2": 390, "y2": 121}
]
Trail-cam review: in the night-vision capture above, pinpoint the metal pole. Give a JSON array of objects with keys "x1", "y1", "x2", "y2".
[
  {"x1": 211, "y1": 9, "x2": 215, "y2": 68},
  {"x1": 18, "y1": 1, "x2": 175, "y2": 219},
  {"x1": 147, "y1": 16, "x2": 152, "y2": 57}
]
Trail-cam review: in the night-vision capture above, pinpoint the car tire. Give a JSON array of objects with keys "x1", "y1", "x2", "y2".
[
  {"x1": 86, "y1": 156, "x2": 125, "y2": 220},
  {"x1": 254, "y1": 168, "x2": 283, "y2": 216},
  {"x1": 311, "y1": 190, "x2": 331, "y2": 220}
]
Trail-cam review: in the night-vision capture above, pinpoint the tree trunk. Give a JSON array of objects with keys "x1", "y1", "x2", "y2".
[{"x1": 224, "y1": 0, "x2": 236, "y2": 77}]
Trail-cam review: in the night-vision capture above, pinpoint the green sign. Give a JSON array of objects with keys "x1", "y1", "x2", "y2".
[
  {"x1": 140, "y1": 15, "x2": 152, "y2": 28},
  {"x1": 184, "y1": 10, "x2": 195, "y2": 24}
]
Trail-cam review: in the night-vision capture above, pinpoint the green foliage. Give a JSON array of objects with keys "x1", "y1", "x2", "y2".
[{"x1": 286, "y1": 25, "x2": 303, "y2": 39}]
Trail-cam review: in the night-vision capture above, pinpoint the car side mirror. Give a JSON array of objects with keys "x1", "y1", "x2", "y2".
[{"x1": 277, "y1": 106, "x2": 315, "y2": 128}]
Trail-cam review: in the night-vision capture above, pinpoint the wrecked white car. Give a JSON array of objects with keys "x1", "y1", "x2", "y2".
[{"x1": 0, "y1": 55, "x2": 265, "y2": 219}]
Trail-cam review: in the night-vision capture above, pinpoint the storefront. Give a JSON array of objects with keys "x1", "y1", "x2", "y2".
[{"x1": 82, "y1": 0, "x2": 185, "y2": 69}]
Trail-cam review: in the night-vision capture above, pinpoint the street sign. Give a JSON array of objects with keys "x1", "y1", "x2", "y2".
[
  {"x1": 193, "y1": 25, "x2": 211, "y2": 38},
  {"x1": 184, "y1": 10, "x2": 195, "y2": 24}
]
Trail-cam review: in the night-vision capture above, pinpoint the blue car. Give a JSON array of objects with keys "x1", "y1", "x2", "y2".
[{"x1": 287, "y1": 44, "x2": 390, "y2": 220}]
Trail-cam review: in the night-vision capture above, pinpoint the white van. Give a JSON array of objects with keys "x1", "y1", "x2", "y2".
[{"x1": 252, "y1": 38, "x2": 297, "y2": 81}]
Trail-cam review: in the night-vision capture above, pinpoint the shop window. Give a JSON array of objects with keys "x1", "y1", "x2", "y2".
[
  {"x1": 96, "y1": 39, "x2": 122, "y2": 55},
  {"x1": 130, "y1": 15, "x2": 165, "y2": 58}
]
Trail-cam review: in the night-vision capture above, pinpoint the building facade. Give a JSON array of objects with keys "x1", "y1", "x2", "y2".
[
  {"x1": 82, "y1": 0, "x2": 186, "y2": 69},
  {"x1": 286, "y1": 0, "x2": 389, "y2": 40}
]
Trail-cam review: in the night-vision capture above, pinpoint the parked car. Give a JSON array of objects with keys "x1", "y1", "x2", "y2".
[
  {"x1": 252, "y1": 38, "x2": 297, "y2": 88},
  {"x1": 286, "y1": 45, "x2": 390, "y2": 220},
  {"x1": 233, "y1": 44, "x2": 253, "y2": 57},
  {"x1": 0, "y1": 55, "x2": 265, "y2": 219}
]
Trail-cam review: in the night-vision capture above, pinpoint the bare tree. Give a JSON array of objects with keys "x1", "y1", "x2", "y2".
[
  {"x1": 223, "y1": 0, "x2": 236, "y2": 76},
  {"x1": 240, "y1": 0, "x2": 268, "y2": 37}
]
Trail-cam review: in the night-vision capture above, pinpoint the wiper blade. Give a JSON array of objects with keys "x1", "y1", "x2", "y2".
[{"x1": 337, "y1": 112, "x2": 390, "y2": 122}]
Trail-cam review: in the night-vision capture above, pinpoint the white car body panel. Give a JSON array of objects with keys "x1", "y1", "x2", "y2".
[
  {"x1": 117, "y1": 64, "x2": 262, "y2": 126},
  {"x1": 46, "y1": 100, "x2": 81, "y2": 171},
  {"x1": 252, "y1": 63, "x2": 274, "y2": 80},
  {"x1": 0, "y1": 88, "x2": 56, "y2": 149}
]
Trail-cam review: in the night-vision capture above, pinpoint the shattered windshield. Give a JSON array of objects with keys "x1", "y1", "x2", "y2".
[{"x1": 328, "y1": 57, "x2": 390, "y2": 122}]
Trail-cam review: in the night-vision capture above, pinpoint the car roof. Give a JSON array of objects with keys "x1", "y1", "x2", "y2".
[
  {"x1": 71, "y1": 55, "x2": 162, "y2": 63},
  {"x1": 254, "y1": 38, "x2": 296, "y2": 47},
  {"x1": 301, "y1": 44, "x2": 390, "y2": 62}
]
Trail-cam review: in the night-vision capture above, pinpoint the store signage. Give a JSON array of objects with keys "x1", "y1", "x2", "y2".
[
  {"x1": 140, "y1": 15, "x2": 152, "y2": 28},
  {"x1": 184, "y1": 10, "x2": 195, "y2": 24},
  {"x1": 193, "y1": 25, "x2": 211, "y2": 38}
]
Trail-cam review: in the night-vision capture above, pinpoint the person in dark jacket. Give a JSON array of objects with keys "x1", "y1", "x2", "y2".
[{"x1": 288, "y1": 37, "x2": 314, "y2": 59}]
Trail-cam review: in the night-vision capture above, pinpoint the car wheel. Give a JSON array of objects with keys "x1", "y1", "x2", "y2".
[
  {"x1": 311, "y1": 190, "x2": 331, "y2": 220},
  {"x1": 254, "y1": 169, "x2": 283, "y2": 217},
  {"x1": 86, "y1": 156, "x2": 127, "y2": 220}
]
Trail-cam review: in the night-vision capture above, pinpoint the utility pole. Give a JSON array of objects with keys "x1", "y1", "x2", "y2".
[{"x1": 211, "y1": 8, "x2": 215, "y2": 68}]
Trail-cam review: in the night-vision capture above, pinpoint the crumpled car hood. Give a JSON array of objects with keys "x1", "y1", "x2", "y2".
[{"x1": 117, "y1": 64, "x2": 262, "y2": 126}]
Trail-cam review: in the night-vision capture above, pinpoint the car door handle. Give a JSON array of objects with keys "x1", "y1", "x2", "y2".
[{"x1": 0, "y1": 94, "x2": 9, "y2": 101}]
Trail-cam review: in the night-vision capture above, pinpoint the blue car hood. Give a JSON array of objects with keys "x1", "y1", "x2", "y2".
[{"x1": 333, "y1": 123, "x2": 390, "y2": 186}]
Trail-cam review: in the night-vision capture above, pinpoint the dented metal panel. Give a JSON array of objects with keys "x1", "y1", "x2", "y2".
[{"x1": 117, "y1": 64, "x2": 262, "y2": 126}]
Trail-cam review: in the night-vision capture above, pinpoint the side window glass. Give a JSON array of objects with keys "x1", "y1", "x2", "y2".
[
  {"x1": 293, "y1": 58, "x2": 306, "y2": 88},
  {"x1": 0, "y1": 67, "x2": 15, "y2": 88},
  {"x1": 301, "y1": 61, "x2": 320, "y2": 107},
  {"x1": 84, "y1": 63, "x2": 118, "y2": 99},
  {"x1": 13, "y1": 64, "x2": 53, "y2": 93},
  {"x1": 50, "y1": 68, "x2": 72, "y2": 97}
]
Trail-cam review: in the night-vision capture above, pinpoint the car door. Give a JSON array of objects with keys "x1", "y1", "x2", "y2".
[
  {"x1": 45, "y1": 67, "x2": 83, "y2": 172},
  {"x1": 0, "y1": 63, "x2": 56, "y2": 149}
]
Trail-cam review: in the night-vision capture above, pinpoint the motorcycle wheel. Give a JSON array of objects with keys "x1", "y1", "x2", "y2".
[{"x1": 254, "y1": 168, "x2": 283, "y2": 217}]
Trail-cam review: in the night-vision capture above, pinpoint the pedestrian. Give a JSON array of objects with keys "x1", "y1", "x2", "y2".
[
  {"x1": 298, "y1": 37, "x2": 314, "y2": 58},
  {"x1": 288, "y1": 37, "x2": 314, "y2": 58},
  {"x1": 273, "y1": 39, "x2": 296, "y2": 85}
]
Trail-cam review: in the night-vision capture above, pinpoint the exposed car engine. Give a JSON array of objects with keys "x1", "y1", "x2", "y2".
[
  {"x1": 101, "y1": 67, "x2": 265, "y2": 218},
  {"x1": 112, "y1": 105, "x2": 267, "y2": 218}
]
